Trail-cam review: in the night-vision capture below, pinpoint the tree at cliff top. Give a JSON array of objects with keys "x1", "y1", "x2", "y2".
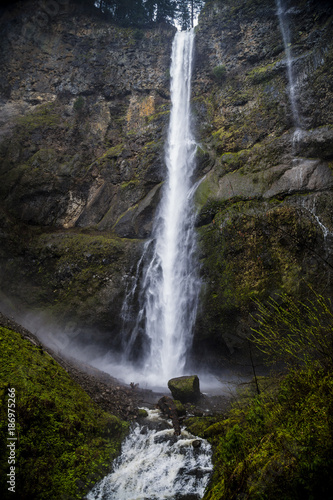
[{"x1": 91, "y1": 0, "x2": 204, "y2": 27}]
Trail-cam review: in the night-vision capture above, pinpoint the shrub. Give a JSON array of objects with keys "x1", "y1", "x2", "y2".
[
  {"x1": 212, "y1": 65, "x2": 227, "y2": 82},
  {"x1": 73, "y1": 96, "x2": 85, "y2": 113},
  {"x1": 251, "y1": 286, "x2": 333, "y2": 370}
]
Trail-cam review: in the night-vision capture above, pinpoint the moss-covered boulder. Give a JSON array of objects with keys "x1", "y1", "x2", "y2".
[{"x1": 168, "y1": 376, "x2": 201, "y2": 403}]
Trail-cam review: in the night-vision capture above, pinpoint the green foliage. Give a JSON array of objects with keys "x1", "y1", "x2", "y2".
[
  {"x1": 191, "y1": 289, "x2": 333, "y2": 498},
  {"x1": 212, "y1": 65, "x2": 227, "y2": 82},
  {"x1": 186, "y1": 367, "x2": 333, "y2": 499},
  {"x1": 0, "y1": 326, "x2": 128, "y2": 499},
  {"x1": 79, "y1": 0, "x2": 205, "y2": 28},
  {"x1": 252, "y1": 286, "x2": 333, "y2": 369},
  {"x1": 73, "y1": 96, "x2": 85, "y2": 114},
  {"x1": 93, "y1": 0, "x2": 178, "y2": 26}
]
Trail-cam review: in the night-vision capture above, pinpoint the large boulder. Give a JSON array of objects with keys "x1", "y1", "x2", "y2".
[{"x1": 168, "y1": 376, "x2": 200, "y2": 403}]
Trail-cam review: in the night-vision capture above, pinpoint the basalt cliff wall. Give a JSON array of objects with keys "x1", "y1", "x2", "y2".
[
  {"x1": 0, "y1": 0, "x2": 332, "y2": 364},
  {"x1": 0, "y1": 0, "x2": 175, "y2": 349},
  {"x1": 192, "y1": 0, "x2": 333, "y2": 364}
]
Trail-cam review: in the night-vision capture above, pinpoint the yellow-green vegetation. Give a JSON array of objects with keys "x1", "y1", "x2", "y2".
[
  {"x1": 186, "y1": 290, "x2": 333, "y2": 499},
  {"x1": 252, "y1": 288, "x2": 333, "y2": 369},
  {"x1": 247, "y1": 61, "x2": 279, "y2": 84},
  {"x1": 0, "y1": 325, "x2": 128, "y2": 500},
  {"x1": 16, "y1": 104, "x2": 60, "y2": 133},
  {"x1": 197, "y1": 201, "x2": 320, "y2": 344}
]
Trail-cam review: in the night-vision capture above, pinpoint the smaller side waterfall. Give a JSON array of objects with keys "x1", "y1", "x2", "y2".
[
  {"x1": 276, "y1": 0, "x2": 301, "y2": 130},
  {"x1": 86, "y1": 409, "x2": 213, "y2": 500},
  {"x1": 301, "y1": 198, "x2": 332, "y2": 241}
]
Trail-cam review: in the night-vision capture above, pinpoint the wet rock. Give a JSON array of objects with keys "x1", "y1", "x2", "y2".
[
  {"x1": 157, "y1": 395, "x2": 181, "y2": 435},
  {"x1": 168, "y1": 376, "x2": 200, "y2": 403},
  {"x1": 154, "y1": 434, "x2": 178, "y2": 445}
]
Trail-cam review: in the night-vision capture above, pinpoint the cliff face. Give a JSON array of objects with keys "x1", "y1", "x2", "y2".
[
  {"x1": 0, "y1": 0, "x2": 175, "y2": 346},
  {"x1": 192, "y1": 0, "x2": 333, "y2": 362},
  {"x1": 0, "y1": 0, "x2": 332, "y2": 362}
]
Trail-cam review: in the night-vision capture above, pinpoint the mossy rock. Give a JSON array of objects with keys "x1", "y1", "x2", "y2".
[
  {"x1": 173, "y1": 399, "x2": 186, "y2": 416},
  {"x1": 138, "y1": 409, "x2": 148, "y2": 418},
  {"x1": 168, "y1": 376, "x2": 200, "y2": 403}
]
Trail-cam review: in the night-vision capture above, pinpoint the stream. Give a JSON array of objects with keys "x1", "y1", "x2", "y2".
[{"x1": 86, "y1": 409, "x2": 213, "y2": 500}]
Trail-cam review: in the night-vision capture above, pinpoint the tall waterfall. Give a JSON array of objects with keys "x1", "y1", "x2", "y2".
[
  {"x1": 276, "y1": 0, "x2": 301, "y2": 129},
  {"x1": 122, "y1": 29, "x2": 200, "y2": 387}
]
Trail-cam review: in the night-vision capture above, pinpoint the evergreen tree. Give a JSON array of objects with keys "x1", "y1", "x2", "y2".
[
  {"x1": 177, "y1": 0, "x2": 191, "y2": 29},
  {"x1": 77, "y1": 0, "x2": 204, "y2": 28},
  {"x1": 175, "y1": 0, "x2": 204, "y2": 29}
]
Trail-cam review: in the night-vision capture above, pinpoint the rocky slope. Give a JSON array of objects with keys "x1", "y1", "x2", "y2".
[{"x1": 0, "y1": 0, "x2": 332, "y2": 366}]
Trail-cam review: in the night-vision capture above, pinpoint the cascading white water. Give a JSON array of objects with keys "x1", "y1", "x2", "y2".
[
  {"x1": 86, "y1": 409, "x2": 213, "y2": 500},
  {"x1": 276, "y1": 0, "x2": 301, "y2": 130},
  {"x1": 121, "y1": 29, "x2": 200, "y2": 387}
]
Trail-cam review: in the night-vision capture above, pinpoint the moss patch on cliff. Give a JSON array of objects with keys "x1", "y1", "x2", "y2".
[
  {"x1": 195, "y1": 200, "x2": 323, "y2": 353},
  {"x1": 0, "y1": 325, "x2": 128, "y2": 500},
  {"x1": 15, "y1": 104, "x2": 60, "y2": 133},
  {"x1": 0, "y1": 227, "x2": 140, "y2": 341}
]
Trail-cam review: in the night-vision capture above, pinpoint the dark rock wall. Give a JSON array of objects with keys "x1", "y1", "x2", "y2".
[
  {"x1": 0, "y1": 0, "x2": 175, "y2": 346},
  {"x1": 0, "y1": 0, "x2": 332, "y2": 364},
  {"x1": 191, "y1": 0, "x2": 333, "y2": 364}
]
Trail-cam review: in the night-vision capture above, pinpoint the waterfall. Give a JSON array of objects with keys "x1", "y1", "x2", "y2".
[
  {"x1": 276, "y1": 0, "x2": 301, "y2": 130},
  {"x1": 121, "y1": 29, "x2": 200, "y2": 387},
  {"x1": 86, "y1": 409, "x2": 213, "y2": 500}
]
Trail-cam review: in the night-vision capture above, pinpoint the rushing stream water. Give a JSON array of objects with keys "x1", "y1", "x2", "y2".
[{"x1": 87, "y1": 409, "x2": 213, "y2": 500}]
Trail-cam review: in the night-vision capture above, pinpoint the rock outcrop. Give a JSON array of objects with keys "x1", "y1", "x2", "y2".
[
  {"x1": 190, "y1": 0, "x2": 333, "y2": 365},
  {"x1": 0, "y1": 1, "x2": 175, "y2": 347},
  {"x1": 168, "y1": 375, "x2": 201, "y2": 402}
]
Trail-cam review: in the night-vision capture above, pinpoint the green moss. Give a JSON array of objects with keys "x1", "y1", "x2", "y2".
[
  {"x1": 185, "y1": 416, "x2": 224, "y2": 438},
  {"x1": 247, "y1": 61, "x2": 278, "y2": 84},
  {"x1": 212, "y1": 126, "x2": 236, "y2": 152},
  {"x1": 196, "y1": 367, "x2": 333, "y2": 500},
  {"x1": 100, "y1": 144, "x2": 125, "y2": 159},
  {"x1": 173, "y1": 400, "x2": 186, "y2": 416},
  {"x1": 137, "y1": 409, "x2": 148, "y2": 418},
  {"x1": 195, "y1": 172, "x2": 219, "y2": 211},
  {"x1": 196, "y1": 200, "x2": 323, "y2": 346},
  {"x1": 120, "y1": 179, "x2": 140, "y2": 190},
  {"x1": 16, "y1": 104, "x2": 60, "y2": 133},
  {"x1": 146, "y1": 109, "x2": 170, "y2": 124},
  {"x1": 0, "y1": 326, "x2": 128, "y2": 499}
]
